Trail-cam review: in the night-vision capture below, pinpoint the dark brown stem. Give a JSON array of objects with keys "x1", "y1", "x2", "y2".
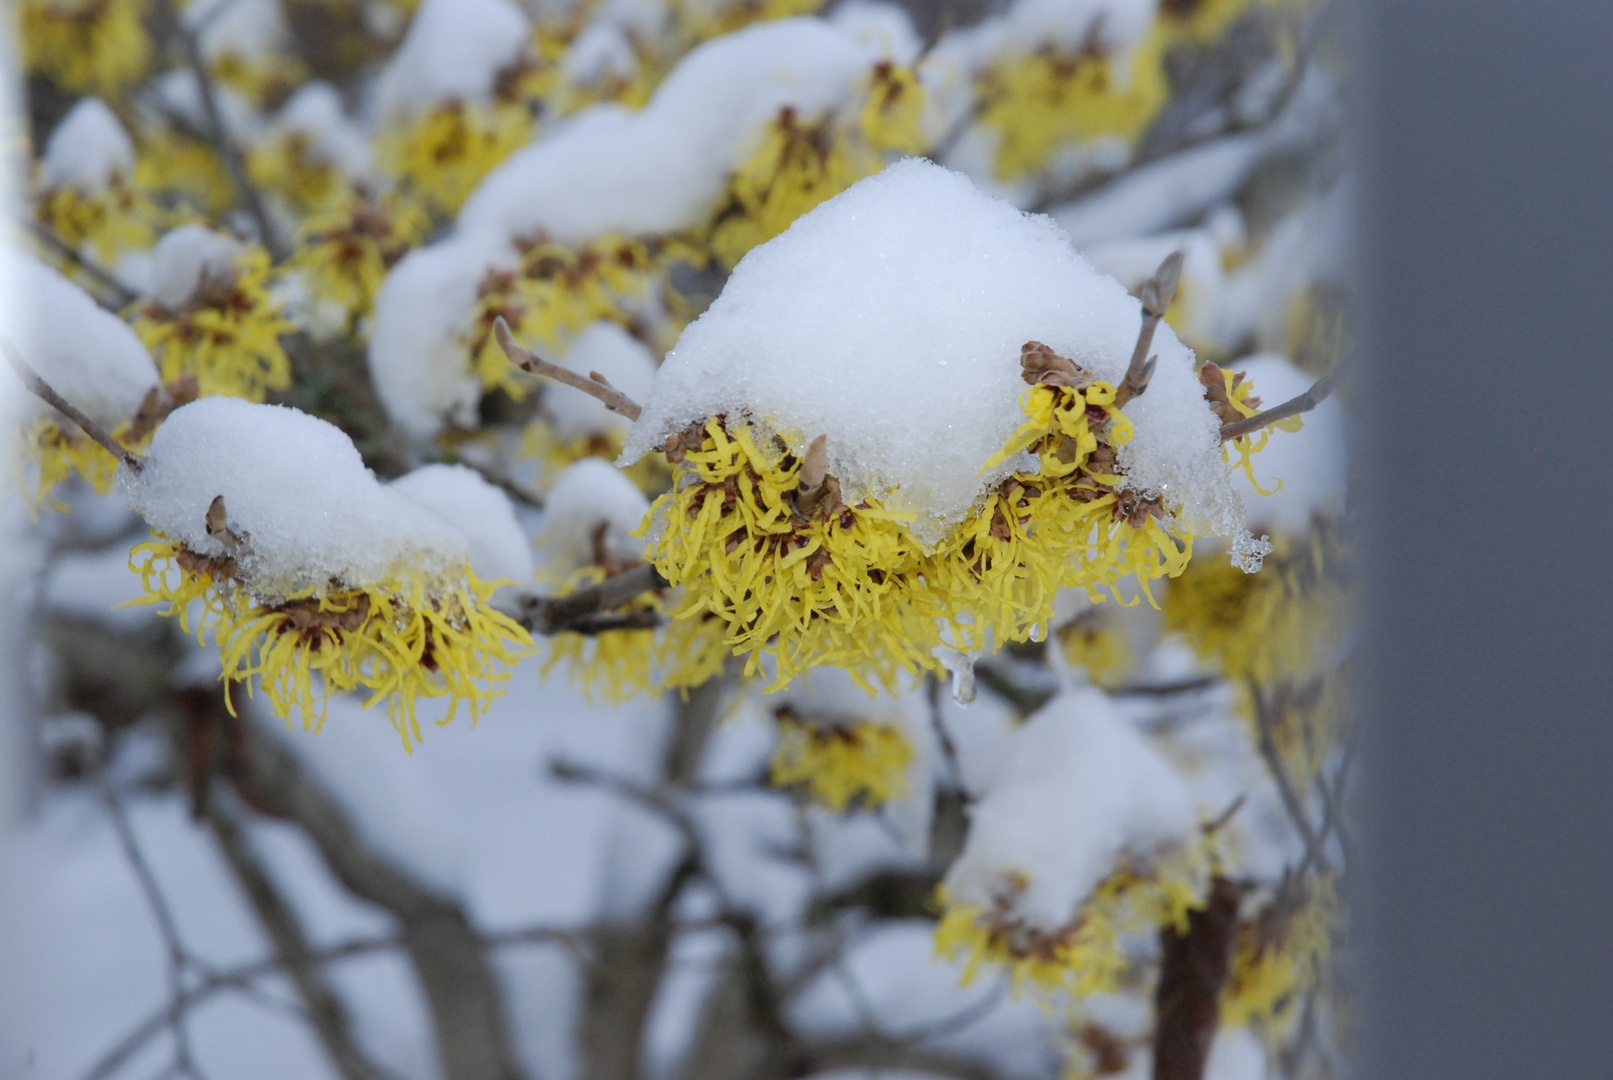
[
  {"x1": 516, "y1": 563, "x2": 667, "y2": 635},
  {"x1": 161, "y1": 0, "x2": 288, "y2": 262},
  {"x1": 1115, "y1": 251, "x2": 1183, "y2": 407},
  {"x1": 1220, "y1": 364, "x2": 1345, "y2": 442},
  {"x1": 3, "y1": 342, "x2": 144, "y2": 472},
  {"x1": 1152, "y1": 875, "x2": 1246, "y2": 1080},
  {"x1": 495, "y1": 316, "x2": 643, "y2": 420},
  {"x1": 24, "y1": 219, "x2": 140, "y2": 307}
]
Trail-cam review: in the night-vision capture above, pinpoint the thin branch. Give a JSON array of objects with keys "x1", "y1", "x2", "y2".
[
  {"x1": 24, "y1": 219, "x2": 140, "y2": 307},
  {"x1": 1219, "y1": 363, "x2": 1346, "y2": 442},
  {"x1": 1115, "y1": 250, "x2": 1182, "y2": 408},
  {"x1": 206, "y1": 795, "x2": 391, "y2": 1080},
  {"x1": 515, "y1": 563, "x2": 667, "y2": 635},
  {"x1": 3, "y1": 343, "x2": 144, "y2": 472},
  {"x1": 1250, "y1": 682, "x2": 1330, "y2": 874},
  {"x1": 96, "y1": 775, "x2": 198, "y2": 1075},
  {"x1": 159, "y1": 0, "x2": 287, "y2": 261},
  {"x1": 924, "y1": 674, "x2": 967, "y2": 793},
  {"x1": 495, "y1": 316, "x2": 643, "y2": 420},
  {"x1": 1111, "y1": 674, "x2": 1222, "y2": 698}
]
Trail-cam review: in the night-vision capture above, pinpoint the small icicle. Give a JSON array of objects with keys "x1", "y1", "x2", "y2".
[{"x1": 950, "y1": 656, "x2": 977, "y2": 705}]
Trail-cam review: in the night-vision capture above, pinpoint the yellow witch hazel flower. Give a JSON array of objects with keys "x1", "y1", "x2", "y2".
[
  {"x1": 21, "y1": 0, "x2": 152, "y2": 97},
  {"x1": 468, "y1": 235, "x2": 676, "y2": 400},
  {"x1": 35, "y1": 98, "x2": 157, "y2": 266},
  {"x1": 621, "y1": 160, "x2": 1271, "y2": 690},
  {"x1": 131, "y1": 226, "x2": 297, "y2": 401},
  {"x1": 1222, "y1": 873, "x2": 1339, "y2": 1035},
  {"x1": 535, "y1": 460, "x2": 727, "y2": 702},
  {"x1": 1163, "y1": 516, "x2": 1348, "y2": 688},
  {"x1": 707, "y1": 60, "x2": 929, "y2": 270},
  {"x1": 123, "y1": 399, "x2": 533, "y2": 750},
  {"x1": 1, "y1": 248, "x2": 166, "y2": 512},
  {"x1": 372, "y1": 0, "x2": 542, "y2": 216},
  {"x1": 978, "y1": 26, "x2": 1171, "y2": 182},
  {"x1": 292, "y1": 191, "x2": 429, "y2": 331},
  {"x1": 770, "y1": 708, "x2": 914, "y2": 811},
  {"x1": 935, "y1": 688, "x2": 1210, "y2": 998}
]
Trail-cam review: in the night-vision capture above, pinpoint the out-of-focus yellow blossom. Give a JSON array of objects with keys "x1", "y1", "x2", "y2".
[
  {"x1": 35, "y1": 176, "x2": 158, "y2": 264},
  {"x1": 21, "y1": 0, "x2": 151, "y2": 97},
  {"x1": 708, "y1": 106, "x2": 879, "y2": 269},
  {"x1": 935, "y1": 846, "x2": 1211, "y2": 998},
  {"x1": 979, "y1": 29, "x2": 1171, "y2": 181},
  {"x1": 134, "y1": 131, "x2": 235, "y2": 216},
  {"x1": 291, "y1": 192, "x2": 429, "y2": 328},
  {"x1": 248, "y1": 131, "x2": 346, "y2": 218},
  {"x1": 209, "y1": 50, "x2": 309, "y2": 109},
  {"x1": 769, "y1": 710, "x2": 914, "y2": 811},
  {"x1": 1162, "y1": 520, "x2": 1348, "y2": 688},
  {"x1": 539, "y1": 566, "x2": 728, "y2": 702},
  {"x1": 858, "y1": 62, "x2": 929, "y2": 156},
  {"x1": 1058, "y1": 610, "x2": 1133, "y2": 689},
  {"x1": 518, "y1": 423, "x2": 673, "y2": 496},
  {"x1": 1161, "y1": 0, "x2": 1308, "y2": 47},
  {"x1": 379, "y1": 100, "x2": 533, "y2": 216},
  {"x1": 640, "y1": 367, "x2": 1204, "y2": 688},
  {"x1": 671, "y1": 0, "x2": 823, "y2": 46},
  {"x1": 1223, "y1": 874, "x2": 1339, "y2": 1034},
  {"x1": 132, "y1": 246, "x2": 298, "y2": 401},
  {"x1": 469, "y1": 236, "x2": 675, "y2": 398},
  {"x1": 128, "y1": 537, "x2": 533, "y2": 751},
  {"x1": 20, "y1": 418, "x2": 133, "y2": 512}
]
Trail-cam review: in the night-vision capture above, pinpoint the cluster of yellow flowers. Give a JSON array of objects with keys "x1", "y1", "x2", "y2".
[
  {"x1": 935, "y1": 845, "x2": 1213, "y2": 998},
  {"x1": 131, "y1": 247, "x2": 297, "y2": 401},
  {"x1": 129, "y1": 537, "x2": 533, "y2": 752},
  {"x1": 640, "y1": 352, "x2": 1211, "y2": 689},
  {"x1": 769, "y1": 709, "x2": 915, "y2": 811}
]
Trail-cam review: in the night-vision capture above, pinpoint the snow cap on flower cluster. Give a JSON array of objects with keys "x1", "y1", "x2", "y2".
[
  {"x1": 943, "y1": 687, "x2": 1196, "y2": 930},
  {"x1": 125, "y1": 398, "x2": 472, "y2": 597},
  {"x1": 41, "y1": 98, "x2": 136, "y2": 193},
  {"x1": 540, "y1": 458, "x2": 649, "y2": 572},
  {"x1": 267, "y1": 82, "x2": 374, "y2": 181},
  {"x1": 370, "y1": 16, "x2": 892, "y2": 439},
  {"x1": 544, "y1": 322, "x2": 659, "y2": 441},
  {"x1": 389, "y1": 464, "x2": 534, "y2": 584},
  {"x1": 623, "y1": 158, "x2": 1243, "y2": 547},
  {"x1": 148, "y1": 225, "x2": 243, "y2": 309},
  {"x1": 0, "y1": 248, "x2": 158, "y2": 428},
  {"x1": 457, "y1": 17, "x2": 883, "y2": 244},
  {"x1": 372, "y1": 0, "x2": 532, "y2": 124}
]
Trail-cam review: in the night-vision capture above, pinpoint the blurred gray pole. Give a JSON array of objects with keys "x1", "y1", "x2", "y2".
[{"x1": 1359, "y1": 1, "x2": 1613, "y2": 1075}]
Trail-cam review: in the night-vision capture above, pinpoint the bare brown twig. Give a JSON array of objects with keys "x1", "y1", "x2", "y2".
[
  {"x1": 2, "y1": 342, "x2": 145, "y2": 472},
  {"x1": 495, "y1": 316, "x2": 644, "y2": 420},
  {"x1": 515, "y1": 563, "x2": 668, "y2": 635},
  {"x1": 1115, "y1": 251, "x2": 1183, "y2": 407},
  {"x1": 1219, "y1": 363, "x2": 1346, "y2": 441},
  {"x1": 158, "y1": 0, "x2": 288, "y2": 262},
  {"x1": 24, "y1": 219, "x2": 141, "y2": 308}
]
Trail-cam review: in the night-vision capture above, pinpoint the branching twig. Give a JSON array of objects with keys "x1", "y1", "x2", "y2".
[
  {"x1": 3, "y1": 343, "x2": 144, "y2": 472},
  {"x1": 495, "y1": 316, "x2": 643, "y2": 420},
  {"x1": 159, "y1": 0, "x2": 287, "y2": 261},
  {"x1": 1115, "y1": 251, "x2": 1183, "y2": 408},
  {"x1": 24, "y1": 219, "x2": 140, "y2": 308},
  {"x1": 96, "y1": 774, "x2": 199, "y2": 1076},
  {"x1": 515, "y1": 563, "x2": 668, "y2": 635},
  {"x1": 1250, "y1": 682, "x2": 1330, "y2": 873},
  {"x1": 1219, "y1": 363, "x2": 1345, "y2": 442}
]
